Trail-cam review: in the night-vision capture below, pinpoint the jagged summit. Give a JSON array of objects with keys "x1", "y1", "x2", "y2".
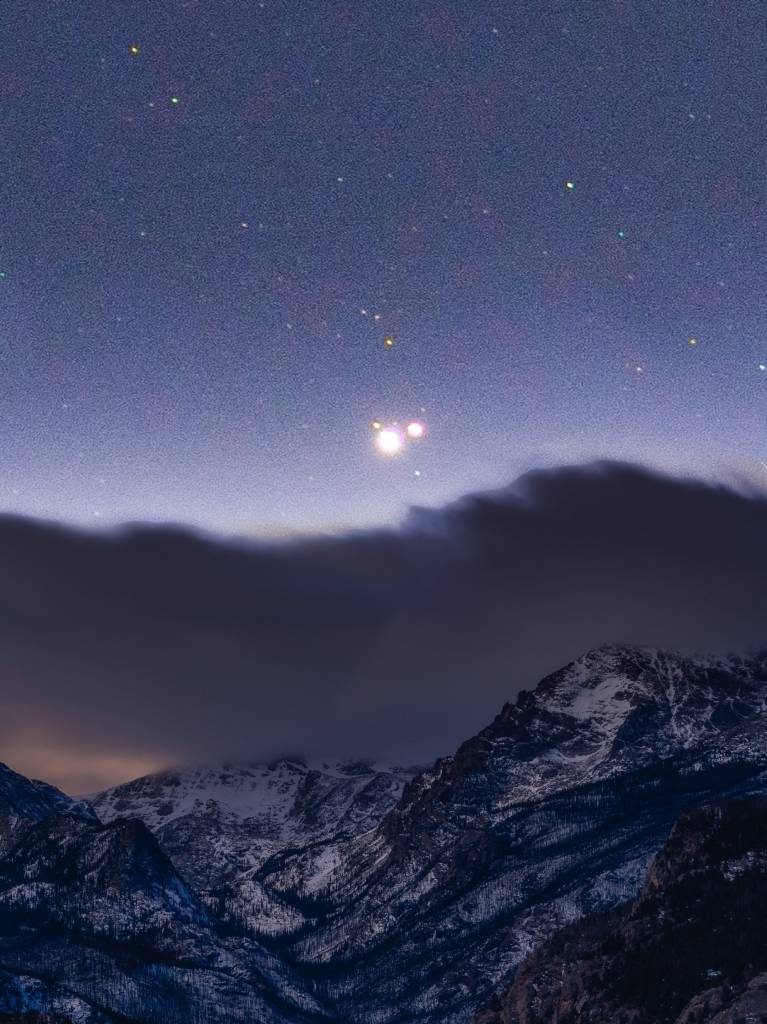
[
  {"x1": 513, "y1": 643, "x2": 764, "y2": 719},
  {"x1": 470, "y1": 644, "x2": 767, "y2": 800}
]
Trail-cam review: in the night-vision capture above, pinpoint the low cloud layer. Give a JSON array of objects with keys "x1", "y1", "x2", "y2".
[{"x1": 1, "y1": 461, "x2": 766, "y2": 793}]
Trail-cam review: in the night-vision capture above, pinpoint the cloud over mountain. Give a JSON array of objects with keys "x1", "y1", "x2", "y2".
[{"x1": 1, "y1": 461, "x2": 765, "y2": 791}]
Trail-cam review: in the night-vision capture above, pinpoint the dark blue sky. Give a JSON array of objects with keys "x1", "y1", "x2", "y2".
[{"x1": 2, "y1": 0, "x2": 765, "y2": 532}]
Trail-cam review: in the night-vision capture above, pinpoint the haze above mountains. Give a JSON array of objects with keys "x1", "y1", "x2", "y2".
[{"x1": 3, "y1": 461, "x2": 767, "y2": 793}]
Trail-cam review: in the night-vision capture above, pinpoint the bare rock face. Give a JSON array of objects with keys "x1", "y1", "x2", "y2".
[
  {"x1": 700, "y1": 974, "x2": 767, "y2": 1023},
  {"x1": 472, "y1": 798, "x2": 767, "y2": 1024}
]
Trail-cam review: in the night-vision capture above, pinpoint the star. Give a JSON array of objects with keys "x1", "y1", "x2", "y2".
[
  {"x1": 171, "y1": 96, "x2": 180, "y2": 105},
  {"x1": 406, "y1": 421, "x2": 425, "y2": 439},
  {"x1": 129, "y1": 44, "x2": 140, "y2": 56},
  {"x1": 384, "y1": 335, "x2": 396, "y2": 348},
  {"x1": 688, "y1": 337, "x2": 699, "y2": 346},
  {"x1": 565, "y1": 180, "x2": 575, "y2": 191}
]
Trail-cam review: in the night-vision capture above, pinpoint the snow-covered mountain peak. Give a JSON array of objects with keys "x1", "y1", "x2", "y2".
[
  {"x1": 470, "y1": 644, "x2": 767, "y2": 800},
  {"x1": 521, "y1": 644, "x2": 764, "y2": 741},
  {"x1": 92, "y1": 758, "x2": 416, "y2": 830},
  {"x1": 91, "y1": 757, "x2": 421, "y2": 890},
  {"x1": 390, "y1": 646, "x2": 767, "y2": 817}
]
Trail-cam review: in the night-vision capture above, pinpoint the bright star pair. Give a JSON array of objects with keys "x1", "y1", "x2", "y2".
[{"x1": 372, "y1": 420, "x2": 425, "y2": 456}]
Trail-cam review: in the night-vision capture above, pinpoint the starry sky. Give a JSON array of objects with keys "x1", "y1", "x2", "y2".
[{"x1": 2, "y1": 0, "x2": 766, "y2": 534}]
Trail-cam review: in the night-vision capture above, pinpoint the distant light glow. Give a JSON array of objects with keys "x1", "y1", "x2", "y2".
[
  {"x1": 406, "y1": 421, "x2": 425, "y2": 439},
  {"x1": 376, "y1": 428, "x2": 403, "y2": 456}
]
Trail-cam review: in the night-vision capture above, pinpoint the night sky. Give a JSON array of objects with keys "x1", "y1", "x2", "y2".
[
  {"x1": 3, "y1": 3, "x2": 767, "y2": 791},
  {"x1": 3, "y1": 1, "x2": 766, "y2": 533}
]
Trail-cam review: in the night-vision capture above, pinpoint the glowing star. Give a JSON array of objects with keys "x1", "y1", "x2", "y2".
[
  {"x1": 384, "y1": 335, "x2": 396, "y2": 348},
  {"x1": 376, "y1": 428, "x2": 403, "y2": 456},
  {"x1": 617, "y1": 229, "x2": 626, "y2": 239},
  {"x1": 759, "y1": 363, "x2": 767, "y2": 371},
  {"x1": 371, "y1": 420, "x2": 382, "y2": 430},
  {"x1": 171, "y1": 96, "x2": 180, "y2": 105},
  {"x1": 565, "y1": 180, "x2": 575, "y2": 190},
  {"x1": 129, "y1": 44, "x2": 140, "y2": 55},
  {"x1": 406, "y1": 421, "x2": 425, "y2": 439},
  {"x1": 688, "y1": 337, "x2": 699, "y2": 346}
]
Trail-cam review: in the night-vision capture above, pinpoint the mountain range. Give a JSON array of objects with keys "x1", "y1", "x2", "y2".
[{"x1": 1, "y1": 644, "x2": 767, "y2": 1022}]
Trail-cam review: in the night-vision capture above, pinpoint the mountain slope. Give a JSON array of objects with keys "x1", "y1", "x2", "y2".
[
  {"x1": 0, "y1": 762, "x2": 95, "y2": 857},
  {"x1": 91, "y1": 758, "x2": 418, "y2": 892},
  {"x1": 472, "y1": 797, "x2": 767, "y2": 1024},
  {"x1": 0, "y1": 813, "x2": 326, "y2": 1024},
  {"x1": 271, "y1": 646, "x2": 767, "y2": 1024}
]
